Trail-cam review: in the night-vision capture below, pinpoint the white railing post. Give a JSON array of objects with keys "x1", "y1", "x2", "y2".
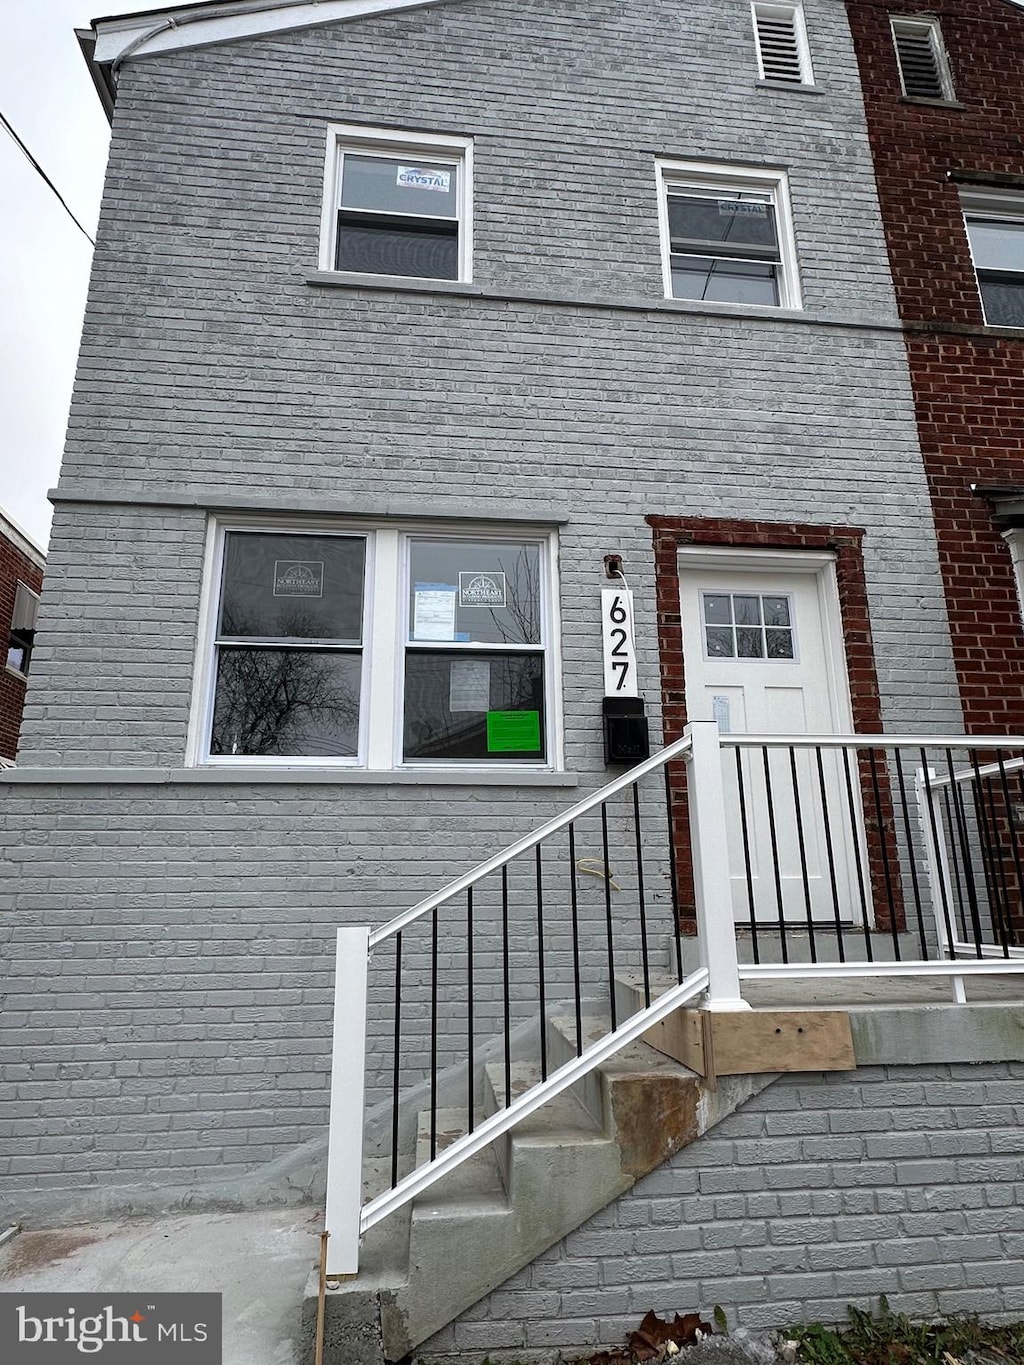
[
  {"x1": 914, "y1": 767, "x2": 966, "y2": 1003},
  {"x1": 685, "y1": 720, "x2": 748, "y2": 1010},
  {"x1": 324, "y1": 926, "x2": 370, "y2": 1274}
]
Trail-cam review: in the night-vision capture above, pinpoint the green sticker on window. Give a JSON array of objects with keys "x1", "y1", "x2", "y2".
[{"x1": 486, "y1": 710, "x2": 541, "y2": 753}]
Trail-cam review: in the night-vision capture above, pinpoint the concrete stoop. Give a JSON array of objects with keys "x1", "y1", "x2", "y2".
[{"x1": 301, "y1": 1011, "x2": 777, "y2": 1365}]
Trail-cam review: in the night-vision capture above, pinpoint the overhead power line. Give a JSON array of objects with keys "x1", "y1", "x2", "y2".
[{"x1": 0, "y1": 109, "x2": 96, "y2": 246}]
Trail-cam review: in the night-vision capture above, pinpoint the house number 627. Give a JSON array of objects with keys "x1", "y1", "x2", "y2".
[{"x1": 601, "y1": 589, "x2": 639, "y2": 697}]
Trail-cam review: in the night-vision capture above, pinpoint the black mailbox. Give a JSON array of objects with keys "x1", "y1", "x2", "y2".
[{"x1": 602, "y1": 696, "x2": 650, "y2": 765}]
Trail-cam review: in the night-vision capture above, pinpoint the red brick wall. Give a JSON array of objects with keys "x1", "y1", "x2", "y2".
[
  {"x1": 646, "y1": 517, "x2": 895, "y2": 926},
  {"x1": 845, "y1": 0, "x2": 1024, "y2": 732},
  {"x1": 0, "y1": 529, "x2": 45, "y2": 762}
]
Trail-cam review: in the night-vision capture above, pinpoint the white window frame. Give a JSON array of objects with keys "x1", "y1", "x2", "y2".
[
  {"x1": 961, "y1": 188, "x2": 1024, "y2": 329},
  {"x1": 186, "y1": 517, "x2": 562, "y2": 771},
  {"x1": 655, "y1": 159, "x2": 802, "y2": 310},
  {"x1": 890, "y1": 16, "x2": 955, "y2": 102},
  {"x1": 1006, "y1": 530, "x2": 1024, "y2": 629},
  {"x1": 751, "y1": 2, "x2": 814, "y2": 86},
  {"x1": 318, "y1": 123, "x2": 474, "y2": 283},
  {"x1": 6, "y1": 581, "x2": 40, "y2": 678}
]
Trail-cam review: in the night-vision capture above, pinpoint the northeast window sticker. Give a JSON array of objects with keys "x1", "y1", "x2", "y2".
[
  {"x1": 458, "y1": 572, "x2": 506, "y2": 607},
  {"x1": 273, "y1": 561, "x2": 324, "y2": 598}
]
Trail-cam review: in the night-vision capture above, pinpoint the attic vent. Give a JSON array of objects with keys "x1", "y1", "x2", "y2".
[
  {"x1": 752, "y1": 4, "x2": 813, "y2": 85},
  {"x1": 891, "y1": 17, "x2": 954, "y2": 100}
]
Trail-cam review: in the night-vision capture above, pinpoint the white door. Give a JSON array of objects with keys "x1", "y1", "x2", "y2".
[{"x1": 679, "y1": 560, "x2": 863, "y2": 923}]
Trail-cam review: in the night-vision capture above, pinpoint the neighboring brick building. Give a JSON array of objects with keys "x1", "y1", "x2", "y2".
[
  {"x1": 845, "y1": 0, "x2": 1024, "y2": 732},
  {"x1": 0, "y1": 509, "x2": 45, "y2": 763}
]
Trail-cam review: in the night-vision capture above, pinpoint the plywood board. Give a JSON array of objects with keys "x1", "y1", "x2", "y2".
[{"x1": 643, "y1": 1009, "x2": 855, "y2": 1078}]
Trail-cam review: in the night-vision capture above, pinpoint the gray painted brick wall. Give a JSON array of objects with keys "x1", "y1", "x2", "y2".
[
  {"x1": 422, "y1": 1063, "x2": 1024, "y2": 1357},
  {"x1": 1, "y1": 0, "x2": 968, "y2": 1213}
]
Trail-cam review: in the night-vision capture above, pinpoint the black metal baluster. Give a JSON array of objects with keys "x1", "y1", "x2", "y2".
[
  {"x1": 568, "y1": 821, "x2": 583, "y2": 1057},
  {"x1": 664, "y1": 764, "x2": 684, "y2": 984},
  {"x1": 762, "y1": 746, "x2": 788, "y2": 963},
  {"x1": 893, "y1": 748, "x2": 927, "y2": 958},
  {"x1": 868, "y1": 749, "x2": 901, "y2": 958},
  {"x1": 632, "y1": 782, "x2": 651, "y2": 1009},
  {"x1": 601, "y1": 802, "x2": 618, "y2": 1029},
  {"x1": 842, "y1": 746, "x2": 873, "y2": 961},
  {"x1": 535, "y1": 845, "x2": 547, "y2": 1081},
  {"x1": 735, "y1": 747, "x2": 759, "y2": 964},
  {"x1": 466, "y1": 886, "x2": 474, "y2": 1134},
  {"x1": 789, "y1": 746, "x2": 816, "y2": 962},
  {"x1": 391, "y1": 930, "x2": 403, "y2": 1189},
  {"x1": 814, "y1": 747, "x2": 845, "y2": 963}
]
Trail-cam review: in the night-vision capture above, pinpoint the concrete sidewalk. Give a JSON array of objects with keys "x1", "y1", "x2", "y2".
[{"x1": 0, "y1": 1207, "x2": 319, "y2": 1365}]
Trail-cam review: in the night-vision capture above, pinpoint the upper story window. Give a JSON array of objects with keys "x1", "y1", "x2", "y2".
[
  {"x1": 191, "y1": 521, "x2": 558, "y2": 769},
  {"x1": 751, "y1": 3, "x2": 814, "y2": 85},
  {"x1": 656, "y1": 161, "x2": 801, "y2": 309},
  {"x1": 890, "y1": 16, "x2": 955, "y2": 101},
  {"x1": 1006, "y1": 530, "x2": 1024, "y2": 629},
  {"x1": 962, "y1": 190, "x2": 1024, "y2": 328},
  {"x1": 319, "y1": 124, "x2": 473, "y2": 282},
  {"x1": 6, "y1": 581, "x2": 39, "y2": 677}
]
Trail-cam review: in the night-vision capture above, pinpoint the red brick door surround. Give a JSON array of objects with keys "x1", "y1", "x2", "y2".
[{"x1": 647, "y1": 516, "x2": 898, "y2": 931}]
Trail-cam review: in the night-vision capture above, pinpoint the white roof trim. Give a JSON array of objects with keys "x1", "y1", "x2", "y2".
[
  {"x1": 0, "y1": 509, "x2": 46, "y2": 566},
  {"x1": 92, "y1": 0, "x2": 453, "y2": 66}
]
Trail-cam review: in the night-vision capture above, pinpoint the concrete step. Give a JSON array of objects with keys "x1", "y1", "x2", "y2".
[
  {"x1": 412, "y1": 1107, "x2": 504, "y2": 1210},
  {"x1": 306, "y1": 1001, "x2": 778, "y2": 1365}
]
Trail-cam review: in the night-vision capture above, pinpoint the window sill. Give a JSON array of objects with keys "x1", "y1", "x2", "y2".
[
  {"x1": 4, "y1": 665, "x2": 28, "y2": 683},
  {"x1": 756, "y1": 79, "x2": 823, "y2": 94},
  {"x1": 903, "y1": 319, "x2": 1024, "y2": 341},
  {"x1": 898, "y1": 96, "x2": 966, "y2": 110},
  {"x1": 0, "y1": 765, "x2": 580, "y2": 788},
  {"x1": 306, "y1": 273, "x2": 888, "y2": 332},
  {"x1": 309, "y1": 270, "x2": 475, "y2": 294}
]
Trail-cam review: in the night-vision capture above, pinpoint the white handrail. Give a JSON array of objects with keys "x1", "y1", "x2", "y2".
[
  {"x1": 359, "y1": 967, "x2": 710, "y2": 1235},
  {"x1": 917, "y1": 753, "x2": 1024, "y2": 792},
  {"x1": 369, "y1": 730, "x2": 694, "y2": 947},
  {"x1": 720, "y1": 734, "x2": 1024, "y2": 749}
]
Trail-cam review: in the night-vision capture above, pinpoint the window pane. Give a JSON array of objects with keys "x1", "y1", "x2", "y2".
[
  {"x1": 336, "y1": 220, "x2": 458, "y2": 279},
  {"x1": 762, "y1": 595, "x2": 791, "y2": 627},
  {"x1": 6, "y1": 643, "x2": 28, "y2": 674},
  {"x1": 408, "y1": 541, "x2": 542, "y2": 645},
  {"x1": 211, "y1": 648, "x2": 360, "y2": 757},
  {"x1": 705, "y1": 627, "x2": 735, "y2": 658},
  {"x1": 736, "y1": 628, "x2": 763, "y2": 658},
  {"x1": 668, "y1": 192, "x2": 778, "y2": 254},
  {"x1": 219, "y1": 533, "x2": 364, "y2": 642},
  {"x1": 967, "y1": 218, "x2": 1024, "y2": 271},
  {"x1": 766, "y1": 628, "x2": 795, "y2": 659},
  {"x1": 703, "y1": 593, "x2": 731, "y2": 625},
  {"x1": 733, "y1": 595, "x2": 762, "y2": 626},
  {"x1": 404, "y1": 652, "x2": 545, "y2": 761},
  {"x1": 979, "y1": 276, "x2": 1024, "y2": 328},
  {"x1": 341, "y1": 154, "x2": 458, "y2": 218},
  {"x1": 671, "y1": 256, "x2": 780, "y2": 305}
]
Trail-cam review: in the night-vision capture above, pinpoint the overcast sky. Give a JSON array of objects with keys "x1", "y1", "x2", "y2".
[{"x1": 0, "y1": 0, "x2": 184, "y2": 549}]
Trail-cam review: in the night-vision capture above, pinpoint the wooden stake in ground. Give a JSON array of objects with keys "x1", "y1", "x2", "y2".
[{"x1": 314, "y1": 1231, "x2": 329, "y2": 1365}]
